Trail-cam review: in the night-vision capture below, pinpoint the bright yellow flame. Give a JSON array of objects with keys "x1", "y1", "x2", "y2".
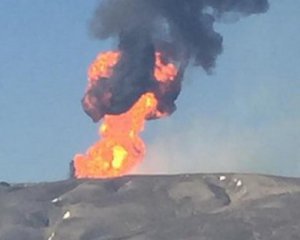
[
  {"x1": 112, "y1": 145, "x2": 128, "y2": 169},
  {"x1": 146, "y1": 96, "x2": 155, "y2": 107},
  {"x1": 100, "y1": 124, "x2": 107, "y2": 134}
]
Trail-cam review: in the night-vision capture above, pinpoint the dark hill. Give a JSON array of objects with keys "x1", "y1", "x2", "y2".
[{"x1": 1, "y1": 173, "x2": 300, "y2": 240}]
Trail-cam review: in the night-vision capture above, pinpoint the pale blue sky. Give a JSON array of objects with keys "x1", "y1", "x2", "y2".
[{"x1": 0, "y1": 0, "x2": 299, "y2": 182}]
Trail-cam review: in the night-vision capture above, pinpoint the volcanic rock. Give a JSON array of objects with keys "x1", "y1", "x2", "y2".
[{"x1": 1, "y1": 173, "x2": 300, "y2": 240}]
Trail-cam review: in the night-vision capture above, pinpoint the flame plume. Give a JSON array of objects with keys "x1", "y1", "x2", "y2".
[
  {"x1": 74, "y1": 51, "x2": 178, "y2": 178},
  {"x1": 72, "y1": 0, "x2": 269, "y2": 179}
]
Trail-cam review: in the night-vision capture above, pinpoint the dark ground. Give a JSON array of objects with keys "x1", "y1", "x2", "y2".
[{"x1": 1, "y1": 173, "x2": 300, "y2": 240}]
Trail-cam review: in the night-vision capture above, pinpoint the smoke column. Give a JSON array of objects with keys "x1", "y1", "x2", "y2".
[{"x1": 83, "y1": 0, "x2": 269, "y2": 122}]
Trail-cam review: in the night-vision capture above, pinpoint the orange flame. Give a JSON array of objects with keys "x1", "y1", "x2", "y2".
[{"x1": 74, "y1": 51, "x2": 178, "y2": 178}]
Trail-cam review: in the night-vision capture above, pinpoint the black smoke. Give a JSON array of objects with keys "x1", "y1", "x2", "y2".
[{"x1": 83, "y1": 0, "x2": 269, "y2": 122}]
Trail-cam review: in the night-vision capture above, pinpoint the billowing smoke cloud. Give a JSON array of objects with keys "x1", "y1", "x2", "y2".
[{"x1": 84, "y1": 0, "x2": 269, "y2": 122}]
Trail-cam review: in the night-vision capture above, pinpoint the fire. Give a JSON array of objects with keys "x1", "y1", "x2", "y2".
[{"x1": 74, "y1": 51, "x2": 178, "y2": 178}]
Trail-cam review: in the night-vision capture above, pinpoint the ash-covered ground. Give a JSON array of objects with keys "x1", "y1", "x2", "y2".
[{"x1": 1, "y1": 173, "x2": 300, "y2": 240}]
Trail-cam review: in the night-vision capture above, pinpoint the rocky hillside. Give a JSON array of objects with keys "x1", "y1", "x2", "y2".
[{"x1": 1, "y1": 173, "x2": 300, "y2": 240}]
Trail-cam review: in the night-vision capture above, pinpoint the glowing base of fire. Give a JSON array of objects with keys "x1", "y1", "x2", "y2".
[{"x1": 74, "y1": 93, "x2": 158, "y2": 179}]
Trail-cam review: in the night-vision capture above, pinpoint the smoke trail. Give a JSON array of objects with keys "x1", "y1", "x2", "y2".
[{"x1": 84, "y1": 0, "x2": 269, "y2": 122}]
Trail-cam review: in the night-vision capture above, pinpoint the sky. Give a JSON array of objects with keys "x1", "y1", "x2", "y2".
[{"x1": 0, "y1": 0, "x2": 299, "y2": 182}]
